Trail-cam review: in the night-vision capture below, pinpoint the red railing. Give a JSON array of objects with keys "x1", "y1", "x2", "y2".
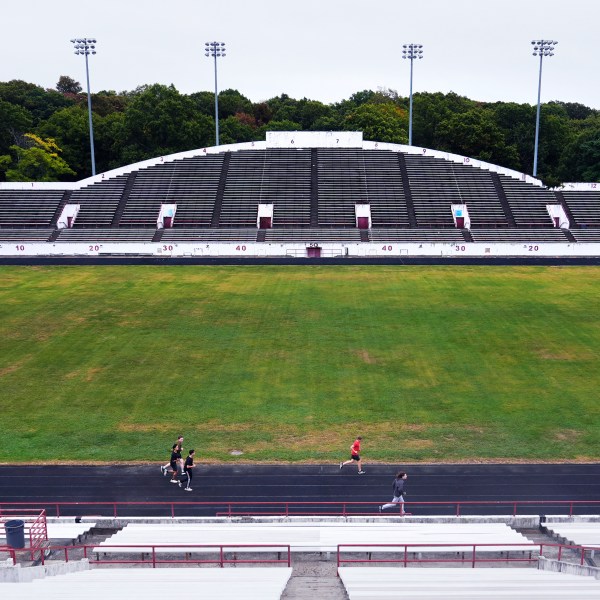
[
  {"x1": 0, "y1": 509, "x2": 48, "y2": 559},
  {"x1": 337, "y1": 542, "x2": 600, "y2": 571},
  {"x1": 26, "y1": 543, "x2": 291, "y2": 568},
  {"x1": 1, "y1": 500, "x2": 599, "y2": 518},
  {"x1": 29, "y1": 510, "x2": 48, "y2": 553}
]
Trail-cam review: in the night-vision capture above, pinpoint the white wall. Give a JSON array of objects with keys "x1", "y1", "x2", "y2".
[
  {"x1": 266, "y1": 131, "x2": 363, "y2": 148},
  {"x1": 2, "y1": 241, "x2": 599, "y2": 258}
]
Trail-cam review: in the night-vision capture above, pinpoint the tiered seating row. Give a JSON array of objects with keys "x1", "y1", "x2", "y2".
[
  {"x1": 571, "y1": 229, "x2": 600, "y2": 243},
  {"x1": 0, "y1": 228, "x2": 53, "y2": 241},
  {"x1": 0, "y1": 190, "x2": 65, "y2": 226},
  {"x1": 499, "y1": 175, "x2": 558, "y2": 226},
  {"x1": 356, "y1": 151, "x2": 409, "y2": 227},
  {"x1": 69, "y1": 176, "x2": 129, "y2": 227},
  {"x1": 126, "y1": 155, "x2": 224, "y2": 227},
  {"x1": 369, "y1": 228, "x2": 465, "y2": 243},
  {"x1": 470, "y1": 228, "x2": 570, "y2": 243},
  {"x1": 339, "y1": 567, "x2": 600, "y2": 599},
  {"x1": 162, "y1": 228, "x2": 258, "y2": 242},
  {"x1": 318, "y1": 148, "x2": 368, "y2": 227},
  {"x1": 95, "y1": 522, "x2": 530, "y2": 554},
  {"x1": 316, "y1": 149, "x2": 409, "y2": 227},
  {"x1": 54, "y1": 229, "x2": 155, "y2": 243},
  {"x1": 0, "y1": 568, "x2": 292, "y2": 600},
  {"x1": 220, "y1": 151, "x2": 264, "y2": 226},
  {"x1": 404, "y1": 154, "x2": 506, "y2": 228},
  {"x1": 559, "y1": 191, "x2": 600, "y2": 227},
  {"x1": 264, "y1": 228, "x2": 361, "y2": 243},
  {"x1": 544, "y1": 521, "x2": 600, "y2": 546},
  {"x1": 3, "y1": 148, "x2": 600, "y2": 243},
  {"x1": 263, "y1": 149, "x2": 312, "y2": 226}
]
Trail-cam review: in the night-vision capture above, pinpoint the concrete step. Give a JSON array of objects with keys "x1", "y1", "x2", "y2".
[{"x1": 282, "y1": 575, "x2": 348, "y2": 600}]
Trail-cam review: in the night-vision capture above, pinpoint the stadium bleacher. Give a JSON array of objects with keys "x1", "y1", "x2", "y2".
[
  {"x1": 543, "y1": 521, "x2": 600, "y2": 546},
  {"x1": 0, "y1": 568, "x2": 293, "y2": 600},
  {"x1": 338, "y1": 567, "x2": 600, "y2": 599},
  {"x1": 1, "y1": 136, "x2": 599, "y2": 253},
  {"x1": 93, "y1": 521, "x2": 531, "y2": 555}
]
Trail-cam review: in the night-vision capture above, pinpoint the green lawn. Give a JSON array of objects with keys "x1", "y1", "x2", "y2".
[{"x1": 1, "y1": 265, "x2": 599, "y2": 463}]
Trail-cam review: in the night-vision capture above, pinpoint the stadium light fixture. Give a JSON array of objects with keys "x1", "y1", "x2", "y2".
[
  {"x1": 531, "y1": 39, "x2": 557, "y2": 178},
  {"x1": 402, "y1": 43, "x2": 423, "y2": 147},
  {"x1": 205, "y1": 41, "x2": 226, "y2": 146},
  {"x1": 70, "y1": 37, "x2": 98, "y2": 176}
]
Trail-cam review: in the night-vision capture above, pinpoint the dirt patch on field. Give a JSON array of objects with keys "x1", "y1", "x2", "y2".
[
  {"x1": 0, "y1": 355, "x2": 33, "y2": 377},
  {"x1": 551, "y1": 429, "x2": 582, "y2": 443},
  {"x1": 116, "y1": 421, "x2": 255, "y2": 434},
  {"x1": 353, "y1": 349, "x2": 377, "y2": 364},
  {"x1": 533, "y1": 348, "x2": 594, "y2": 361}
]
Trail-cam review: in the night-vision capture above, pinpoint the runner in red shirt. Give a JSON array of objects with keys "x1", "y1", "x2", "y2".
[{"x1": 339, "y1": 436, "x2": 365, "y2": 474}]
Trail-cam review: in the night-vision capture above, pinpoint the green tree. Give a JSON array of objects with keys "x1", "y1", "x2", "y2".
[
  {"x1": 219, "y1": 114, "x2": 258, "y2": 144},
  {"x1": 190, "y1": 91, "x2": 216, "y2": 117},
  {"x1": 37, "y1": 105, "x2": 91, "y2": 176},
  {"x1": 56, "y1": 75, "x2": 82, "y2": 94},
  {"x1": 0, "y1": 99, "x2": 33, "y2": 159},
  {"x1": 0, "y1": 80, "x2": 73, "y2": 123},
  {"x1": 217, "y1": 89, "x2": 253, "y2": 119},
  {"x1": 1, "y1": 133, "x2": 75, "y2": 181},
  {"x1": 297, "y1": 99, "x2": 333, "y2": 130},
  {"x1": 558, "y1": 118, "x2": 600, "y2": 183},
  {"x1": 411, "y1": 92, "x2": 475, "y2": 149},
  {"x1": 256, "y1": 119, "x2": 302, "y2": 137},
  {"x1": 119, "y1": 84, "x2": 213, "y2": 162},
  {"x1": 491, "y1": 102, "x2": 535, "y2": 173},
  {"x1": 436, "y1": 107, "x2": 520, "y2": 168},
  {"x1": 344, "y1": 103, "x2": 408, "y2": 143}
]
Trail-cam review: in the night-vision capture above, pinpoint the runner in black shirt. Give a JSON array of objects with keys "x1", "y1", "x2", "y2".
[
  {"x1": 179, "y1": 449, "x2": 195, "y2": 491},
  {"x1": 161, "y1": 435, "x2": 183, "y2": 476},
  {"x1": 169, "y1": 444, "x2": 182, "y2": 484}
]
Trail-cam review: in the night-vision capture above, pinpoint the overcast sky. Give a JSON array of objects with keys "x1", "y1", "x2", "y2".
[{"x1": 3, "y1": 0, "x2": 598, "y2": 109}]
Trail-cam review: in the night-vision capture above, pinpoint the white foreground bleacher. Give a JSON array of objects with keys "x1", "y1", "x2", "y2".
[
  {"x1": 0, "y1": 567, "x2": 292, "y2": 600},
  {"x1": 543, "y1": 521, "x2": 600, "y2": 546},
  {"x1": 338, "y1": 566, "x2": 600, "y2": 599},
  {"x1": 94, "y1": 522, "x2": 530, "y2": 554}
]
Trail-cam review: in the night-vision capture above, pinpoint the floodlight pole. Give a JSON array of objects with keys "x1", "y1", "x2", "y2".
[
  {"x1": 531, "y1": 39, "x2": 557, "y2": 178},
  {"x1": 205, "y1": 41, "x2": 226, "y2": 146},
  {"x1": 71, "y1": 38, "x2": 97, "y2": 176},
  {"x1": 402, "y1": 43, "x2": 423, "y2": 147}
]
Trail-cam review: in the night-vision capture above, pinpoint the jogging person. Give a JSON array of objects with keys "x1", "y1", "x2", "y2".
[
  {"x1": 168, "y1": 443, "x2": 182, "y2": 484},
  {"x1": 379, "y1": 471, "x2": 408, "y2": 514},
  {"x1": 339, "y1": 436, "x2": 365, "y2": 474},
  {"x1": 161, "y1": 435, "x2": 183, "y2": 476},
  {"x1": 179, "y1": 449, "x2": 195, "y2": 491}
]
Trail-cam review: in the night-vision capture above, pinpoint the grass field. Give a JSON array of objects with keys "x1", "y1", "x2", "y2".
[{"x1": 1, "y1": 265, "x2": 599, "y2": 464}]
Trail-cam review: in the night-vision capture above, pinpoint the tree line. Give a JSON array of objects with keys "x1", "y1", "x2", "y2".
[{"x1": 0, "y1": 76, "x2": 599, "y2": 186}]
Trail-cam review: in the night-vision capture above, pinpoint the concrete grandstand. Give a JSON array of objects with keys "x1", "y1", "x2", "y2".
[{"x1": 0, "y1": 131, "x2": 599, "y2": 259}]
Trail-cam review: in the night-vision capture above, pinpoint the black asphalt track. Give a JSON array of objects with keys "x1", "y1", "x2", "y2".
[{"x1": 1, "y1": 464, "x2": 599, "y2": 518}]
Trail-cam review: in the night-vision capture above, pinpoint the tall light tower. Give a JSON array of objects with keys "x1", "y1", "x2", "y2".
[
  {"x1": 531, "y1": 39, "x2": 557, "y2": 178},
  {"x1": 402, "y1": 43, "x2": 423, "y2": 147},
  {"x1": 205, "y1": 41, "x2": 226, "y2": 146},
  {"x1": 71, "y1": 38, "x2": 97, "y2": 176}
]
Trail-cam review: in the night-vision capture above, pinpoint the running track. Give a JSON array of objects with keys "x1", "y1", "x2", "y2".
[{"x1": 1, "y1": 464, "x2": 599, "y2": 518}]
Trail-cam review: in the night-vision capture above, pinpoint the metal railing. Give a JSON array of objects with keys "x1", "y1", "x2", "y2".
[
  {"x1": 337, "y1": 542, "x2": 600, "y2": 570},
  {"x1": 19, "y1": 543, "x2": 291, "y2": 568},
  {"x1": 1, "y1": 500, "x2": 599, "y2": 518},
  {"x1": 0, "y1": 508, "x2": 48, "y2": 559}
]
